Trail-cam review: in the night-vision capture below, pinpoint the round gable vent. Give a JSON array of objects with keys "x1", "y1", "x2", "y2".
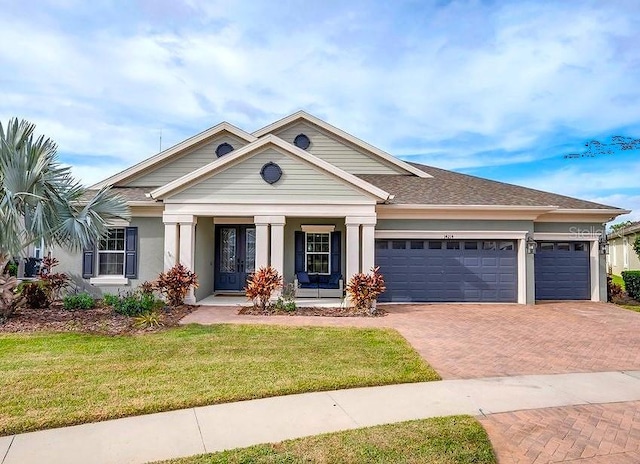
[
  {"x1": 215, "y1": 142, "x2": 234, "y2": 157},
  {"x1": 293, "y1": 133, "x2": 311, "y2": 150},
  {"x1": 260, "y1": 162, "x2": 282, "y2": 184}
]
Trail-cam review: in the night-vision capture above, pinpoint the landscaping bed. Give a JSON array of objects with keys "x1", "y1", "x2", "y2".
[
  {"x1": 0, "y1": 303, "x2": 195, "y2": 335},
  {"x1": 237, "y1": 305, "x2": 387, "y2": 317}
]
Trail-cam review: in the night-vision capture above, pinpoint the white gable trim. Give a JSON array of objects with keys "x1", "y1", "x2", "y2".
[
  {"x1": 149, "y1": 134, "x2": 391, "y2": 201},
  {"x1": 91, "y1": 122, "x2": 257, "y2": 189},
  {"x1": 252, "y1": 111, "x2": 431, "y2": 179}
]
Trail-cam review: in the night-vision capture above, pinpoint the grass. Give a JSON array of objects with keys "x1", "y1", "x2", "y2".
[
  {"x1": 620, "y1": 304, "x2": 640, "y2": 313},
  {"x1": 612, "y1": 274, "x2": 626, "y2": 290},
  {"x1": 157, "y1": 416, "x2": 496, "y2": 464},
  {"x1": 0, "y1": 324, "x2": 438, "y2": 436}
]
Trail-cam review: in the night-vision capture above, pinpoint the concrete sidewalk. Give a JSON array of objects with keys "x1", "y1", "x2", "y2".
[{"x1": 2, "y1": 371, "x2": 640, "y2": 464}]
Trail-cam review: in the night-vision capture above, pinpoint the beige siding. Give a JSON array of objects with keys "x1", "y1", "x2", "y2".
[
  {"x1": 273, "y1": 122, "x2": 405, "y2": 175},
  {"x1": 125, "y1": 134, "x2": 249, "y2": 187},
  {"x1": 609, "y1": 234, "x2": 640, "y2": 275},
  {"x1": 194, "y1": 217, "x2": 214, "y2": 300},
  {"x1": 170, "y1": 148, "x2": 373, "y2": 202}
]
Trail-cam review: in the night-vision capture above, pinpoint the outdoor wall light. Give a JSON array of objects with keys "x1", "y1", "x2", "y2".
[
  {"x1": 526, "y1": 235, "x2": 537, "y2": 254},
  {"x1": 599, "y1": 236, "x2": 608, "y2": 255}
]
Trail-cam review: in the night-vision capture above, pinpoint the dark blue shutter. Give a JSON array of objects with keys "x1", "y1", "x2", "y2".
[
  {"x1": 331, "y1": 231, "x2": 341, "y2": 275},
  {"x1": 82, "y1": 244, "x2": 95, "y2": 279},
  {"x1": 124, "y1": 227, "x2": 138, "y2": 279},
  {"x1": 295, "y1": 231, "x2": 305, "y2": 273}
]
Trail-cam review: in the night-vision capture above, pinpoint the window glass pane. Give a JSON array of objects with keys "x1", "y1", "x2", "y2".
[
  {"x1": 464, "y1": 241, "x2": 478, "y2": 250},
  {"x1": 307, "y1": 254, "x2": 329, "y2": 274},
  {"x1": 539, "y1": 242, "x2": 554, "y2": 251},
  {"x1": 428, "y1": 241, "x2": 442, "y2": 250},
  {"x1": 99, "y1": 228, "x2": 125, "y2": 251},
  {"x1": 574, "y1": 242, "x2": 586, "y2": 251},
  {"x1": 245, "y1": 228, "x2": 256, "y2": 272},
  {"x1": 556, "y1": 242, "x2": 570, "y2": 251},
  {"x1": 376, "y1": 241, "x2": 388, "y2": 250},
  {"x1": 392, "y1": 240, "x2": 406, "y2": 249},
  {"x1": 446, "y1": 241, "x2": 460, "y2": 250},
  {"x1": 410, "y1": 240, "x2": 424, "y2": 249},
  {"x1": 220, "y1": 228, "x2": 236, "y2": 273},
  {"x1": 499, "y1": 241, "x2": 514, "y2": 251},
  {"x1": 98, "y1": 253, "x2": 124, "y2": 275},
  {"x1": 483, "y1": 241, "x2": 496, "y2": 250}
]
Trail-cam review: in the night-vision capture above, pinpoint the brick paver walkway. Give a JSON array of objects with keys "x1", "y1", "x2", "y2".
[
  {"x1": 183, "y1": 301, "x2": 640, "y2": 379},
  {"x1": 479, "y1": 401, "x2": 640, "y2": 463}
]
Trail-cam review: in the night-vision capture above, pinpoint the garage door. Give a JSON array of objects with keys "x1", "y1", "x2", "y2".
[
  {"x1": 376, "y1": 239, "x2": 518, "y2": 303},
  {"x1": 535, "y1": 241, "x2": 590, "y2": 300}
]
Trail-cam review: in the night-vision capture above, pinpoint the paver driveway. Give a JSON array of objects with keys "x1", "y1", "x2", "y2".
[{"x1": 183, "y1": 301, "x2": 640, "y2": 379}]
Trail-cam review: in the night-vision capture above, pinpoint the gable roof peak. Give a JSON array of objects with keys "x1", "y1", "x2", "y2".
[{"x1": 252, "y1": 110, "x2": 430, "y2": 178}]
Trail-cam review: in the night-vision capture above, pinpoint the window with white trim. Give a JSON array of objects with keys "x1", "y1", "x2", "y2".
[
  {"x1": 98, "y1": 228, "x2": 125, "y2": 276},
  {"x1": 306, "y1": 232, "x2": 330, "y2": 274}
]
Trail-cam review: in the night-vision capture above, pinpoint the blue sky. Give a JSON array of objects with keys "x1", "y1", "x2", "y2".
[{"x1": 1, "y1": 0, "x2": 639, "y2": 223}]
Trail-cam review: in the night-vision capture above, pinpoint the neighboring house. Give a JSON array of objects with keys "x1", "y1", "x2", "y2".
[
  {"x1": 51, "y1": 111, "x2": 628, "y2": 304},
  {"x1": 607, "y1": 222, "x2": 640, "y2": 275}
]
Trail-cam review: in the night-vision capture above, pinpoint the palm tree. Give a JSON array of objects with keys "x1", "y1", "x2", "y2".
[{"x1": 0, "y1": 118, "x2": 130, "y2": 273}]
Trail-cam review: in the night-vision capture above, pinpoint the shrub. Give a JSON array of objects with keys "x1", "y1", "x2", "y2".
[
  {"x1": 139, "y1": 280, "x2": 155, "y2": 295},
  {"x1": 20, "y1": 281, "x2": 49, "y2": 309},
  {"x1": 245, "y1": 266, "x2": 283, "y2": 313},
  {"x1": 274, "y1": 283, "x2": 297, "y2": 312},
  {"x1": 346, "y1": 266, "x2": 386, "y2": 314},
  {"x1": 4, "y1": 260, "x2": 18, "y2": 277},
  {"x1": 156, "y1": 264, "x2": 199, "y2": 307},
  {"x1": 38, "y1": 257, "x2": 69, "y2": 301},
  {"x1": 111, "y1": 291, "x2": 162, "y2": 317},
  {"x1": 102, "y1": 293, "x2": 119, "y2": 307},
  {"x1": 63, "y1": 292, "x2": 96, "y2": 311},
  {"x1": 622, "y1": 271, "x2": 640, "y2": 301},
  {"x1": 607, "y1": 274, "x2": 625, "y2": 302},
  {"x1": 0, "y1": 273, "x2": 21, "y2": 321},
  {"x1": 634, "y1": 236, "x2": 640, "y2": 260},
  {"x1": 133, "y1": 309, "x2": 163, "y2": 329}
]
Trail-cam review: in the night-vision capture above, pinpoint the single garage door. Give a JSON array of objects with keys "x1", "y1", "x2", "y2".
[
  {"x1": 376, "y1": 239, "x2": 518, "y2": 303},
  {"x1": 535, "y1": 241, "x2": 590, "y2": 300}
]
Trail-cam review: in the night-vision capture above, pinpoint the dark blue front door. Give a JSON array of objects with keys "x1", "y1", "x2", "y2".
[{"x1": 214, "y1": 225, "x2": 256, "y2": 292}]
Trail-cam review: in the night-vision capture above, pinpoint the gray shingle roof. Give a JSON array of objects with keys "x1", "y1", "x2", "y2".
[
  {"x1": 81, "y1": 187, "x2": 154, "y2": 203},
  {"x1": 358, "y1": 162, "x2": 619, "y2": 210}
]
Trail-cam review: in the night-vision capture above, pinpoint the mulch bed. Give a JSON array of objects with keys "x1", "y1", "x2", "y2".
[
  {"x1": 0, "y1": 303, "x2": 196, "y2": 335},
  {"x1": 237, "y1": 306, "x2": 387, "y2": 317}
]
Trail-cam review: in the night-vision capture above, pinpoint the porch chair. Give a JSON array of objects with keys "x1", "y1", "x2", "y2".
[{"x1": 294, "y1": 271, "x2": 344, "y2": 299}]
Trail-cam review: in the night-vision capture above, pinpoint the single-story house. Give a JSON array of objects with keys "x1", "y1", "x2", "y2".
[
  {"x1": 51, "y1": 111, "x2": 628, "y2": 304},
  {"x1": 607, "y1": 222, "x2": 640, "y2": 275}
]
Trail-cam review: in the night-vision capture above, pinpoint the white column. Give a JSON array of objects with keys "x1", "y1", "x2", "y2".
[
  {"x1": 345, "y1": 219, "x2": 361, "y2": 283},
  {"x1": 590, "y1": 239, "x2": 600, "y2": 302},
  {"x1": 270, "y1": 217, "x2": 286, "y2": 278},
  {"x1": 517, "y1": 238, "x2": 527, "y2": 304},
  {"x1": 179, "y1": 217, "x2": 197, "y2": 304},
  {"x1": 163, "y1": 223, "x2": 179, "y2": 271},
  {"x1": 361, "y1": 222, "x2": 376, "y2": 274},
  {"x1": 254, "y1": 218, "x2": 270, "y2": 270}
]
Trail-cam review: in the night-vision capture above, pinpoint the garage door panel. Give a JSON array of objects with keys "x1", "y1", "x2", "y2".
[
  {"x1": 535, "y1": 242, "x2": 590, "y2": 300},
  {"x1": 377, "y1": 239, "x2": 517, "y2": 303}
]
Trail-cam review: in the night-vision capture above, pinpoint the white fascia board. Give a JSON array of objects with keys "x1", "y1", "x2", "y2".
[
  {"x1": 149, "y1": 134, "x2": 391, "y2": 201},
  {"x1": 90, "y1": 122, "x2": 257, "y2": 189},
  {"x1": 375, "y1": 230, "x2": 529, "y2": 240},
  {"x1": 251, "y1": 110, "x2": 431, "y2": 179}
]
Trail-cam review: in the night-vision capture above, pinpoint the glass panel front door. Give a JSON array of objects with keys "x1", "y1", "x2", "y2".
[{"x1": 214, "y1": 225, "x2": 256, "y2": 291}]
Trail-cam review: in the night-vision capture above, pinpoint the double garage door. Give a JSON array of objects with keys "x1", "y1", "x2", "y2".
[
  {"x1": 376, "y1": 239, "x2": 591, "y2": 302},
  {"x1": 376, "y1": 239, "x2": 518, "y2": 303}
]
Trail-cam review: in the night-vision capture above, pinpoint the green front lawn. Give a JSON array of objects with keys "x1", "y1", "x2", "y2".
[
  {"x1": 0, "y1": 324, "x2": 438, "y2": 436},
  {"x1": 612, "y1": 274, "x2": 626, "y2": 290},
  {"x1": 158, "y1": 416, "x2": 496, "y2": 464}
]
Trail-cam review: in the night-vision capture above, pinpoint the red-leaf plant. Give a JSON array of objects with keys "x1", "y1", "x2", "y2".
[
  {"x1": 38, "y1": 256, "x2": 69, "y2": 302},
  {"x1": 346, "y1": 266, "x2": 386, "y2": 315},
  {"x1": 155, "y1": 264, "x2": 199, "y2": 308},
  {"x1": 244, "y1": 266, "x2": 283, "y2": 313}
]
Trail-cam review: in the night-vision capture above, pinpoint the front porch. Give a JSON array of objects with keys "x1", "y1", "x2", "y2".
[{"x1": 162, "y1": 211, "x2": 377, "y2": 304}]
